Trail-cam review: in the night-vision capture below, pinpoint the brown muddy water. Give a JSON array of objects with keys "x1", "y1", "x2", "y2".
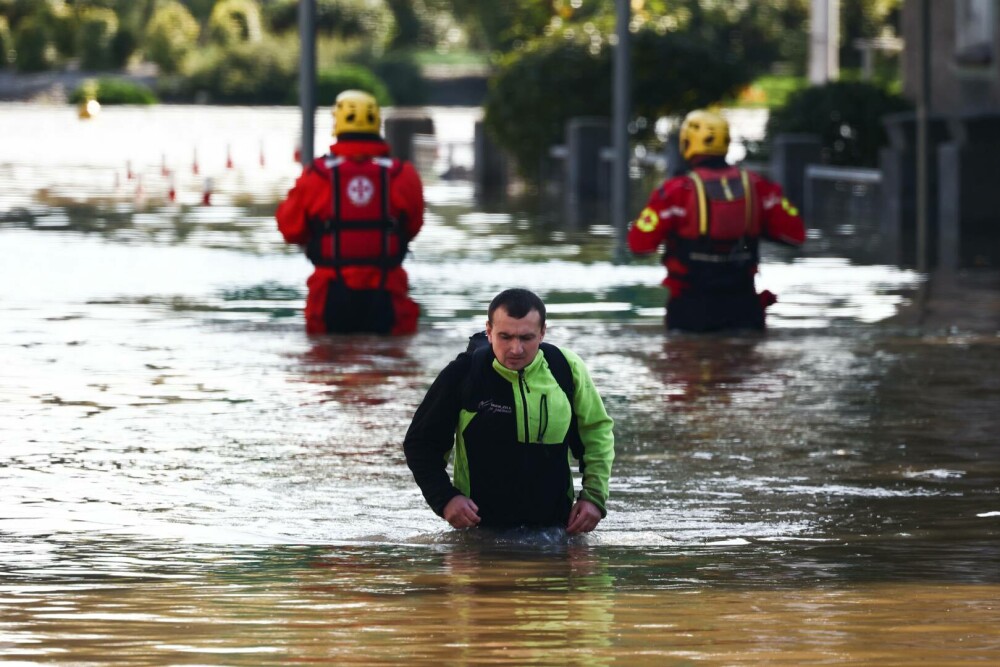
[{"x1": 1, "y1": 105, "x2": 998, "y2": 665}]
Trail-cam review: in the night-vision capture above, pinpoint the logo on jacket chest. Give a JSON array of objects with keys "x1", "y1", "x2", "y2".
[
  {"x1": 346, "y1": 176, "x2": 375, "y2": 206},
  {"x1": 477, "y1": 399, "x2": 512, "y2": 416}
]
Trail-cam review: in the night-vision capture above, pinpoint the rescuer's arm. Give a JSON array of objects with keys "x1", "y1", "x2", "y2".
[
  {"x1": 403, "y1": 358, "x2": 466, "y2": 517},
  {"x1": 757, "y1": 178, "x2": 806, "y2": 247},
  {"x1": 627, "y1": 178, "x2": 683, "y2": 255},
  {"x1": 275, "y1": 167, "x2": 327, "y2": 246},
  {"x1": 392, "y1": 161, "x2": 425, "y2": 241},
  {"x1": 562, "y1": 349, "x2": 615, "y2": 519}
]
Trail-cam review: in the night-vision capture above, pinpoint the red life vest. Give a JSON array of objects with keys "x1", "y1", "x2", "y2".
[
  {"x1": 305, "y1": 155, "x2": 407, "y2": 276},
  {"x1": 668, "y1": 166, "x2": 761, "y2": 291}
]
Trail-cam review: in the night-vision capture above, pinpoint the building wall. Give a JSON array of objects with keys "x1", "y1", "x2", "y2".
[{"x1": 902, "y1": 0, "x2": 1000, "y2": 114}]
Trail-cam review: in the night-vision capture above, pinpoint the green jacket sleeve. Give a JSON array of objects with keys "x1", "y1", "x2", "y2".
[{"x1": 562, "y1": 348, "x2": 615, "y2": 516}]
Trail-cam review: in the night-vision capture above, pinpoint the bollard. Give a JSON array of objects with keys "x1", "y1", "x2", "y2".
[
  {"x1": 161, "y1": 153, "x2": 169, "y2": 177},
  {"x1": 126, "y1": 160, "x2": 134, "y2": 180},
  {"x1": 192, "y1": 148, "x2": 200, "y2": 175},
  {"x1": 167, "y1": 172, "x2": 176, "y2": 203},
  {"x1": 384, "y1": 112, "x2": 435, "y2": 165},
  {"x1": 202, "y1": 177, "x2": 213, "y2": 206},
  {"x1": 226, "y1": 144, "x2": 234, "y2": 169},
  {"x1": 259, "y1": 140, "x2": 266, "y2": 168}
]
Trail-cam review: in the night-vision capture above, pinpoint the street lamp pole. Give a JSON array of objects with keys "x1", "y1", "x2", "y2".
[
  {"x1": 298, "y1": 0, "x2": 317, "y2": 166},
  {"x1": 916, "y1": 0, "x2": 931, "y2": 273},
  {"x1": 612, "y1": 0, "x2": 632, "y2": 264}
]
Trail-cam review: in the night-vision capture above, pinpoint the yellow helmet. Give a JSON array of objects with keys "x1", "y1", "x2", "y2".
[
  {"x1": 332, "y1": 89, "x2": 381, "y2": 136},
  {"x1": 679, "y1": 110, "x2": 730, "y2": 161}
]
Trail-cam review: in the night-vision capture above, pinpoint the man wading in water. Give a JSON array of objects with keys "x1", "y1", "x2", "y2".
[{"x1": 403, "y1": 289, "x2": 615, "y2": 533}]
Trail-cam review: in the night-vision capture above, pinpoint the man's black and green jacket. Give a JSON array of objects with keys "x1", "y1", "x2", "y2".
[{"x1": 404, "y1": 343, "x2": 615, "y2": 528}]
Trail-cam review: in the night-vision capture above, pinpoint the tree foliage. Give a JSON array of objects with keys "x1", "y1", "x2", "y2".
[
  {"x1": 144, "y1": 0, "x2": 200, "y2": 75},
  {"x1": 207, "y1": 0, "x2": 263, "y2": 47},
  {"x1": 77, "y1": 7, "x2": 119, "y2": 70},
  {"x1": 264, "y1": 0, "x2": 390, "y2": 41}
]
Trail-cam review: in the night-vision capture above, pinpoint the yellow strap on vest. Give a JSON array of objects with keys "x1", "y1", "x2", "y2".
[
  {"x1": 740, "y1": 168, "x2": 752, "y2": 232},
  {"x1": 691, "y1": 168, "x2": 754, "y2": 237},
  {"x1": 689, "y1": 171, "x2": 708, "y2": 236}
]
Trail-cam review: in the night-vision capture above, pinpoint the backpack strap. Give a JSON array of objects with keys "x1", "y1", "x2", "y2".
[{"x1": 540, "y1": 342, "x2": 585, "y2": 470}]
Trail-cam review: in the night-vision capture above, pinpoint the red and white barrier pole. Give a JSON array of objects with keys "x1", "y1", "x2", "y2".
[{"x1": 201, "y1": 177, "x2": 213, "y2": 206}]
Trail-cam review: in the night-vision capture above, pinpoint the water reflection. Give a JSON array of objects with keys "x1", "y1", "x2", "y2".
[
  {"x1": 1, "y1": 105, "x2": 998, "y2": 664},
  {"x1": 2, "y1": 539, "x2": 998, "y2": 665}
]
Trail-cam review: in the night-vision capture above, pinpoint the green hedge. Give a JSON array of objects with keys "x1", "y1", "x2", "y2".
[
  {"x1": 765, "y1": 81, "x2": 913, "y2": 167},
  {"x1": 313, "y1": 64, "x2": 393, "y2": 107},
  {"x1": 69, "y1": 77, "x2": 158, "y2": 105}
]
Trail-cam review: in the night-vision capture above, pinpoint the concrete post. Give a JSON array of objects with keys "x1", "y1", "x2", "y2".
[
  {"x1": 879, "y1": 111, "x2": 949, "y2": 268},
  {"x1": 298, "y1": 0, "x2": 316, "y2": 165},
  {"x1": 769, "y1": 133, "x2": 821, "y2": 209},
  {"x1": 383, "y1": 111, "x2": 435, "y2": 165},
  {"x1": 473, "y1": 119, "x2": 508, "y2": 199},
  {"x1": 565, "y1": 117, "x2": 611, "y2": 201}
]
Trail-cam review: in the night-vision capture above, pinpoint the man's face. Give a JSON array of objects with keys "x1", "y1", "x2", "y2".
[{"x1": 486, "y1": 307, "x2": 545, "y2": 372}]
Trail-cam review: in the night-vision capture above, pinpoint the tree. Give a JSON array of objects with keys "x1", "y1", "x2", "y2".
[
  {"x1": 144, "y1": 0, "x2": 200, "y2": 74},
  {"x1": 207, "y1": 0, "x2": 263, "y2": 47}
]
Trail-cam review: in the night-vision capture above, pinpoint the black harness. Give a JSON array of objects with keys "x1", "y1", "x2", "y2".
[{"x1": 305, "y1": 156, "x2": 408, "y2": 290}]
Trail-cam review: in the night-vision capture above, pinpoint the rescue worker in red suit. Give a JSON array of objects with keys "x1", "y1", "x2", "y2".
[
  {"x1": 628, "y1": 109, "x2": 805, "y2": 332},
  {"x1": 276, "y1": 90, "x2": 424, "y2": 335}
]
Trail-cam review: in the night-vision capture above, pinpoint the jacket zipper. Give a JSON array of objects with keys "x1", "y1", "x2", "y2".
[
  {"x1": 518, "y1": 369, "x2": 530, "y2": 443},
  {"x1": 538, "y1": 394, "x2": 548, "y2": 442}
]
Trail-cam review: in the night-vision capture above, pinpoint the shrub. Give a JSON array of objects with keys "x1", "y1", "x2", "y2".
[
  {"x1": 144, "y1": 0, "x2": 200, "y2": 75},
  {"x1": 13, "y1": 15, "x2": 54, "y2": 72},
  {"x1": 185, "y1": 38, "x2": 296, "y2": 104},
  {"x1": 484, "y1": 26, "x2": 753, "y2": 179},
  {"x1": 484, "y1": 35, "x2": 609, "y2": 180},
  {"x1": 70, "y1": 77, "x2": 158, "y2": 105},
  {"x1": 207, "y1": 0, "x2": 264, "y2": 47},
  {"x1": 264, "y1": 0, "x2": 391, "y2": 40},
  {"x1": 371, "y1": 53, "x2": 426, "y2": 106},
  {"x1": 312, "y1": 64, "x2": 393, "y2": 107},
  {"x1": 765, "y1": 81, "x2": 913, "y2": 167},
  {"x1": 77, "y1": 8, "x2": 118, "y2": 70}
]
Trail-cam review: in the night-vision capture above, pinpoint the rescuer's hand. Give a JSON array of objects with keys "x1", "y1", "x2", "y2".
[
  {"x1": 443, "y1": 495, "x2": 481, "y2": 529},
  {"x1": 567, "y1": 499, "x2": 602, "y2": 534}
]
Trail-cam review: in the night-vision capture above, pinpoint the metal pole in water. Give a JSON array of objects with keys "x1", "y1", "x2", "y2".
[
  {"x1": 612, "y1": 0, "x2": 631, "y2": 264},
  {"x1": 299, "y1": 0, "x2": 317, "y2": 167},
  {"x1": 916, "y1": 0, "x2": 930, "y2": 273}
]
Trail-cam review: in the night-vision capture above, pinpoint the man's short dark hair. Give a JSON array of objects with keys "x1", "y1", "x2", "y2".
[{"x1": 488, "y1": 288, "x2": 546, "y2": 327}]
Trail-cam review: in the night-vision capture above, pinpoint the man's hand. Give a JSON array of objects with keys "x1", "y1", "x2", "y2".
[
  {"x1": 443, "y1": 495, "x2": 481, "y2": 530},
  {"x1": 566, "y1": 499, "x2": 602, "y2": 534}
]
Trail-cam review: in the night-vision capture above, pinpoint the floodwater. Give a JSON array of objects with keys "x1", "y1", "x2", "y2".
[{"x1": 1, "y1": 105, "x2": 998, "y2": 665}]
